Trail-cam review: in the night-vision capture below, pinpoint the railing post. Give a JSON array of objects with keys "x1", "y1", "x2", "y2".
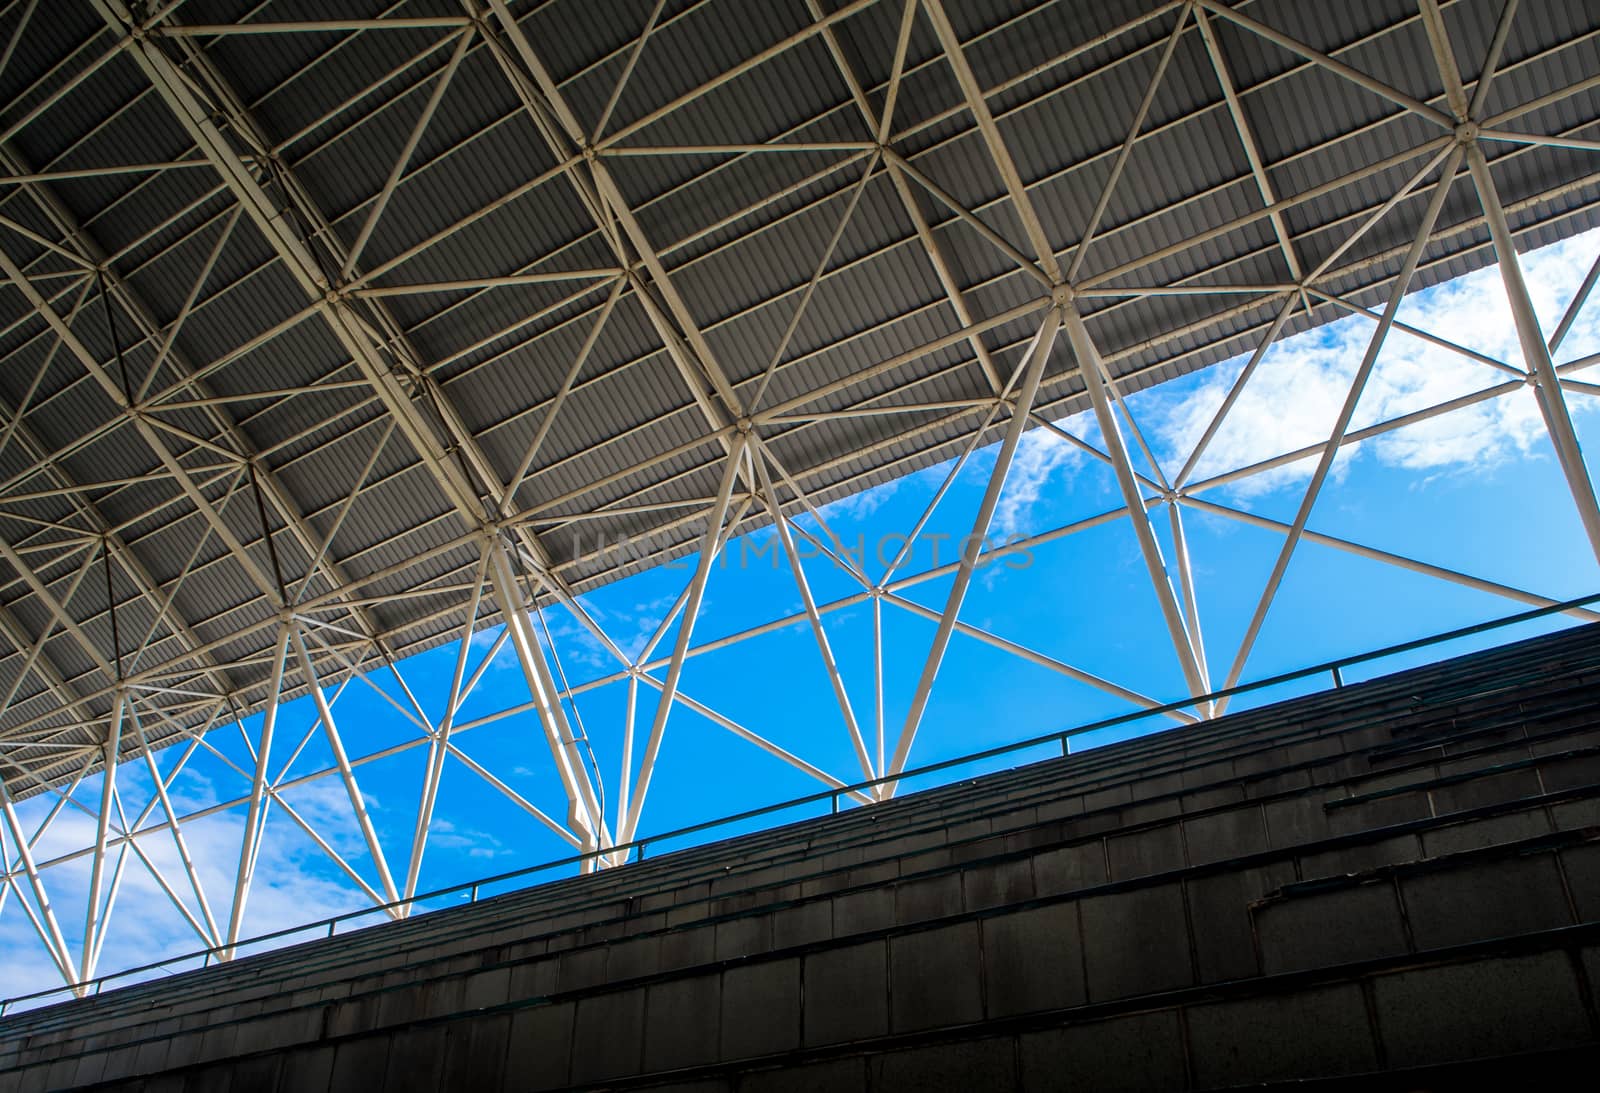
[
  {"x1": 638, "y1": 842, "x2": 647, "y2": 862},
  {"x1": 327, "y1": 921, "x2": 336, "y2": 938},
  {"x1": 1332, "y1": 665, "x2": 1345, "y2": 688},
  {"x1": 470, "y1": 884, "x2": 479, "y2": 903},
  {"x1": 830, "y1": 792, "x2": 839, "y2": 814}
]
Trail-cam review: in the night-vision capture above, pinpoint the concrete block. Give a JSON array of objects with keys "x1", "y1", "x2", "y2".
[
  {"x1": 1183, "y1": 758, "x2": 1241, "y2": 788},
  {"x1": 1374, "y1": 951, "x2": 1591, "y2": 1067},
  {"x1": 1035, "y1": 795, "x2": 1085, "y2": 823},
  {"x1": 982, "y1": 903, "x2": 1085, "y2": 1017},
  {"x1": 643, "y1": 974, "x2": 721, "y2": 1072},
  {"x1": 1005, "y1": 822, "x2": 1067, "y2": 855},
  {"x1": 667, "y1": 900, "x2": 710, "y2": 928},
  {"x1": 1256, "y1": 880, "x2": 1409, "y2": 975},
  {"x1": 378, "y1": 1021, "x2": 446, "y2": 1093},
  {"x1": 131, "y1": 1034, "x2": 169, "y2": 1075},
  {"x1": 889, "y1": 923, "x2": 982, "y2": 1032},
  {"x1": 1283, "y1": 737, "x2": 1345, "y2": 767},
  {"x1": 900, "y1": 847, "x2": 954, "y2": 874},
  {"x1": 1184, "y1": 784, "x2": 1249, "y2": 811},
  {"x1": 508, "y1": 957, "x2": 559, "y2": 1001},
  {"x1": 1537, "y1": 753, "x2": 1600, "y2": 791},
  {"x1": 1031, "y1": 842, "x2": 1106, "y2": 897},
  {"x1": 143, "y1": 1071, "x2": 190, "y2": 1093},
  {"x1": 375, "y1": 984, "x2": 423, "y2": 1027},
  {"x1": 1325, "y1": 791, "x2": 1432, "y2": 834},
  {"x1": 193, "y1": 1021, "x2": 239, "y2": 1066},
  {"x1": 439, "y1": 1013, "x2": 511, "y2": 1089},
  {"x1": 1402, "y1": 854, "x2": 1571, "y2": 950},
  {"x1": 569, "y1": 989, "x2": 644, "y2": 1084},
  {"x1": 40, "y1": 1057, "x2": 78, "y2": 1092},
  {"x1": 770, "y1": 900, "x2": 832, "y2": 949},
  {"x1": 70, "y1": 1046, "x2": 109, "y2": 1087},
  {"x1": 963, "y1": 857, "x2": 1034, "y2": 911},
  {"x1": 1248, "y1": 767, "x2": 1314, "y2": 797},
  {"x1": 1263, "y1": 795, "x2": 1332, "y2": 849},
  {"x1": 1186, "y1": 984, "x2": 1378, "y2": 1086},
  {"x1": 418, "y1": 975, "x2": 465, "y2": 1017},
  {"x1": 225, "y1": 1054, "x2": 282, "y2": 1093},
  {"x1": 895, "y1": 872, "x2": 963, "y2": 921},
  {"x1": 721, "y1": 958, "x2": 800, "y2": 1059},
  {"x1": 1083, "y1": 784, "x2": 1133, "y2": 813},
  {"x1": 1433, "y1": 764, "x2": 1542, "y2": 816},
  {"x1": 868, "y1": 1037, "x2": 1019, "y2": 1092},
  {"x1": 96, "y1": 1043, "x2": 140, "y2": 1088},
  {"x1": 1297, "y1": 834, "x2": 1420, "y2": 881},
  {"x1": 1184, "y1": 806, "x2": 1268, "y2": 866},
  {"x1": 1559, "y1": 843, "x2": 1600, "y2": 923},
  {"x1": 1106, "y1": 824, "x2": 1185, "y2": 880},
  {"x1": 462, "y1": 966, "x2": 511, "y2": 1011},
  {"x1": 1122, "y1": 797, "x2": 1183, "y2": 825},
  {"x1": 714, "y1": 914, "x2": 771, "y2": 961},
  {"x1": 1420, "y1": 809, "x2": 1551, "y2": 856},
  {"x1": 803, "y1": 941, "x2": 887, "y2": 1046},
  {"x1": 1186, "y1": 863, "x2": 1293, "y2": 983},
  {"x1": 738, "y1": 1057, "x2": 868, "y2": 1093},
  {"x1": 1079, "y1": 883, "x2": 1193, "y2": 1001},
  {"x1": 1019, "y1": 1008, "x2": 1185, "y2": 1093},
  {"x1": 832, "y1": 886, "x2": 894, "y2": 936},
  {"x1": 947, "y1": 818, "x2": 994, "y2": 845},
  {"x1": 605, "y1": 936, "x2": 659, "y2": 983},
  {"x1": 658, "y1": 927, "x2": 715, "y2": 974},
  {"x1": 504, "y1": 1001, "x2": 574, "y2": 1091},
  {"x1": 1552, "y1": 798, "x2": 1600, "y2": 831},
  {"x1": 328, "y1": 1033, "x2": 390, "y2": 1092}
]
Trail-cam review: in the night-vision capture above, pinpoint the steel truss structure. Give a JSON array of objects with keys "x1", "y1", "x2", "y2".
[{"x1": 0, "y1": 0, "x2": 1598, "y2": 996}]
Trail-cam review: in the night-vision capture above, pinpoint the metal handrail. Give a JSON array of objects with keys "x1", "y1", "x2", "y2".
[{"x1": 4, "y1": 589, "x2": 1597, "y2": 1015}]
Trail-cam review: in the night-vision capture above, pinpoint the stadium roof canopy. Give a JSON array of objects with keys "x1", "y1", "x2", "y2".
[{"x1": 0, "y1": 0, "x2": 1597, "y2": 806}]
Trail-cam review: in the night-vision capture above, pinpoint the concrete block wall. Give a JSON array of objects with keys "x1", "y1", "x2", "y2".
[{"x1": 4, "y1": 623, "x2": 1600, "y2": 1090}]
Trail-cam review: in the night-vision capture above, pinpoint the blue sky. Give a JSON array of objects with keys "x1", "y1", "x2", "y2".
[{"x1": 3, "y1": 227, "x2": 1598, "y2": 1003}]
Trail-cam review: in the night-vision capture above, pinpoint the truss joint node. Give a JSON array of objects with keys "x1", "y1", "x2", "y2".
[{"x1": 1455, "y1": 121, "x2": 1481, "y2": 146}]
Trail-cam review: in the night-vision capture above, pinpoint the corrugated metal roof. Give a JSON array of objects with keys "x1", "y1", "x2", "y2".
[{"x1": 1, "y1": 0, "x2": 1597, "y2": 795}]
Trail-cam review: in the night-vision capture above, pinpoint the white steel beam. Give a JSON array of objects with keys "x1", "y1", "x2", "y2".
[
  {"x1": 404, "y1": 547, "x2": 490, "y2": 905},
  {"x1": 888, "y1": 307, "x2": 1061, "y2": 779},
  {"x1": 751, "y1": 443, "x2": 875, "y2": 783},
  {"x1": 1217, "y1": 142, "x2": 1467, "y2": 708},
  {"x1": 0, "y1": 770, "x2": 76, "y2": 990},
  {"x1": 621, "y1": 440, "x2": 746, "y2": 841},
  {"x1": 78, "y1": 693, "x2": 123, "y2": 982},
  {"x1": 1062, "y1": 305, "x2": 1210, "y2": 706},
  {"x1": 485, "y1": 536, "x2": 608, "y2": 851},
  {"x1": 223, "y1": 623, "x2": 290, "y2": 956},
  {"x1": 1466, "y1": 144, "x2": 1600, "y2": 562},
  {"x1": 289, "y1": 626, "x2": 399, "y2": 906}
]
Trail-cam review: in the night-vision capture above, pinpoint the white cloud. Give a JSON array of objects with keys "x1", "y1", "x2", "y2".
[
  {"x1": 1141, "y1": 228, "x2": 1600, "y2": 497},
  {"x1": 818, "y1": 476, "x2": 899, "y2": 524},
  {"x1": 993, "y1": 418, "x2": 1089, "y2": 541}
]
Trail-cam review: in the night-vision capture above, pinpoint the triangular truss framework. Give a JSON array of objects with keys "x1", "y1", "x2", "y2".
[{"x1": 0, "y1": 0, "x2": 1598, "y2": 1001}]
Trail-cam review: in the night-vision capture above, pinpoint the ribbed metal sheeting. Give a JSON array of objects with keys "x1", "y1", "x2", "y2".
[{"x1": 0, "y1": 0, "x2": 1596, "y2": 792}]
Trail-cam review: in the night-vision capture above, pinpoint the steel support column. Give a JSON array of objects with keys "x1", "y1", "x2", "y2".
[
  {"x1": 1063, "y1": 305, "x2": 1211, "y2": 707},
  {"x1": 1465, "y1": 144, "x2": 1600, "y2": 563},
  {"x1": 79, "y1": 692, "x2": 122, "y2": 982},
  {"x1": 223, "y1": 623, "x2": 290, "y2": 956},
  {"x1": 485, "y1": 536, "x2": 607, "y2": 853}
]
